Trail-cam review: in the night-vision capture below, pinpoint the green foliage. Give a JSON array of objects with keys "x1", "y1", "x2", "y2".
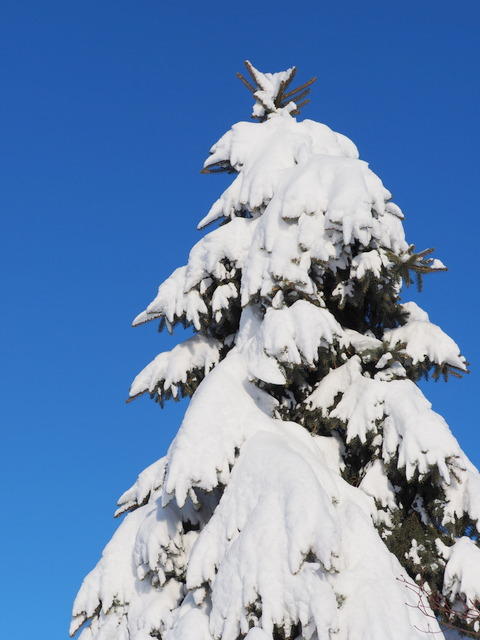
[{"x1": 385, "y1": 245, "x2": 447, "y2": 290}]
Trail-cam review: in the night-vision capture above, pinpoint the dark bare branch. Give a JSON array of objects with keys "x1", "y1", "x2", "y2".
[
  {"x1": 282, "y1": 76, "x2": 317, "y2": 101},
  {"x1": 280, "y1": 88, "x2": 310, "y2": 108},
  {"x1": 236, "y1": 72, "x2": 255, "y2": 93},
  {"x1": 397, "y1": 576, "x2": 480, "y2": 638}
]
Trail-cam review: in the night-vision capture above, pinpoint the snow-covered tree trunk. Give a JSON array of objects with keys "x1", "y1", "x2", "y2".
[{"x1": 71, "y1": 62, "x2": 480, "y2": 640}]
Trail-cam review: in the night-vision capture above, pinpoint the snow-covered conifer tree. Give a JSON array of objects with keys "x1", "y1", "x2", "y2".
[{"x1": 71, "y1": 62, "x2": 480, "y2": 640}]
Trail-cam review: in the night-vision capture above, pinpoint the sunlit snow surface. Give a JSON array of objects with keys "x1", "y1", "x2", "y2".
[
  {"x1": 72, "y1": 350, "x2": 439, "y2": 640},
  {"x1": 72, "y1": 78, "x2": 480, "y2": 640}
]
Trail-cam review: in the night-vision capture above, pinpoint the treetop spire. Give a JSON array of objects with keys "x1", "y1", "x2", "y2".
[{"x1": 236, "y1": 60, "x2": 317, "y2": 120}]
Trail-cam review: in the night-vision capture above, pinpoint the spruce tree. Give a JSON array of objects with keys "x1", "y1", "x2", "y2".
[{"x1": 71, "y1": 62, "x2": 480, "y2": 640}]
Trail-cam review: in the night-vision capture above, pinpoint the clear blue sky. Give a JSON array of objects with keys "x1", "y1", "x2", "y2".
[{"x1": 1, "y1": 2, "x2": 479, "y2": 638}]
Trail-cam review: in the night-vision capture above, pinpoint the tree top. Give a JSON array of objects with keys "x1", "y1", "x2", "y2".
[{"x1": 236, "y1": 60, "x2": 317, "y2": 120}]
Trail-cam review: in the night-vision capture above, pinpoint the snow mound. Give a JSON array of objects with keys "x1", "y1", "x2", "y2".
[
  {"x1": 71, "y1": 502, "x2": 184, "y2": 640},
  {"x1": 240, "y1": 154, "x2": 407, "y2": 304},
  {"x1": 187, "y1": 427, "x2": 340, "y2": 640},
  {"x1": 350, "y1": 248, "x2": 391, "y2": 279},
  {"x1": 384, "y1": 309, "x2": 467, "y2": 371},
  {"x1": 200, "y1": 116, "x2": 358, "y2": 228},
  {"x1": 443, "y1": 456, "x2": 480, "y2": 532},
  {"x1": 304, "y1": 356, "x2": 363, "y2": 415},
  {"x1": 187, "y1": 422, "x2": 435, "y2": 640},
  {"x1": 359, "y1": 458, "x2": 397, "y2": 511},
  {"x1": 443, "y1": 537, "x2": 480, "y2": 604},
  {"x1": 244, "y1": 301, "x2": 343, "y2": 384},
  {"x1": 162, "y1": 349, "x2": 277, "y2": 506},
  {"x1": 133, "y1": 217, "x2": 256, "y2": 330},
  {"x1": 164, "y1": 600, "x2": 213, "y2": 640},
  {"x1": 132, "y1": 266, "x2": 207, "y2": 331},
  {"x1": 129, "y1": 334, "x2": 222, "y2": 400},
  {"x1": 331, "y1": 375, "x2": 461, "y2": 481},
  {"x1": 116, "y1": 457, "x2": 167, "y2": 516}
]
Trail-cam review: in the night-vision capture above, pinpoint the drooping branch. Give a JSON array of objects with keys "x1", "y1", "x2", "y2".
[{"x1": 200, "y1": 160, "x2": 236, "y2": 175}]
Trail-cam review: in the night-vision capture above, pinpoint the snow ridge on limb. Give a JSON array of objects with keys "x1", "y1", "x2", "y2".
[
  {"x1": 129, "y1": 334, "x2": 223, "y2": 405},
  {"x1": 330, "y1": 375, "x2": 461, "y2": 482},
  {"x1": 115, "y1": 457, "x2": 167, "y2": 517},
  {"x1": 443, "y1": 455, "x2": 480, "y2": 533},
  {"x1": 384, "y1": 301, "x2": 468, "y2": 379},
  {"x1": 244, "y1": 301, "x2": 343, "y2": 384},
  {"x1": 72, "y1": 61, "x2": 477, "y2": 640},
  {"x1": 133, "y1": 217, "x2": 256, "y2": 331},
  {"x1": 442, "y1": 537, "x2": 480, "y2": 606}
]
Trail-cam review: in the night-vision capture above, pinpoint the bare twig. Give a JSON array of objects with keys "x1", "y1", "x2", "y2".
[
  {"x1": 236, "y1": 72, "x2": 255, "y2": 93},
  {"x1": 281, "y1": 76, "x2": 317, "y2": 101},
  {"x1": 397, "y1": 576, "x2": 480, "y2": 638}
]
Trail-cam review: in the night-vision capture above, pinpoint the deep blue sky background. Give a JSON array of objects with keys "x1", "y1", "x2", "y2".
[{"x1": 1, "y1": 2, "x2": 479, "y2": 638}]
